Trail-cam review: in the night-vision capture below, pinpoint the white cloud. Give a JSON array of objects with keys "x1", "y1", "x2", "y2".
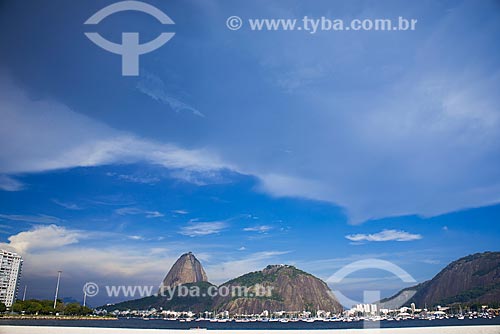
[
  {"x1": 115, "y1": 207, "x2": 164, "y2": 218},
  {"x1": 0, "y1": 224, "x2": 81, "y2": 254},
  {"x1": 345, "y1": 230, "x2": 422, "y2": 243},
  {"x1": 243, "y1": 225, "x2": 273, "y2": 233},
  {"x1": 179, "y1": 221, "x2": 227, "y2": 237},
  {"x1": 172, "y1": 210, "x2": 189, "y2": 215},
  {"x1": 0, "y1": 175, "x2": 24, "y2": 191},
  {"x1": 0, "y1": 213, "x2": 64, "y2": 224},
  {"x1": 0, "y1": 225, "x2": 180, "y2": 284}
]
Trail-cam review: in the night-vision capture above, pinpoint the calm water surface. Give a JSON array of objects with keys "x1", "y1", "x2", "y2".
[{"x1": 1, "y1": 317, "x2": 499, "y2": 330}]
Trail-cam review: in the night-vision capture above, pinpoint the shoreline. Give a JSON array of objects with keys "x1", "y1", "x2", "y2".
[
  {"x1": 0, "y1": 316, "x2": 116, "y2": 321},
  {"x1": 0, "y1": 325, "x2": 499, "y2": 334}
]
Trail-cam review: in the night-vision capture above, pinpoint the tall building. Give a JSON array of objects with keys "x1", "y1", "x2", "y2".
[{"x1": 0, "y1": 250, "x2": 23, "y2": 307}]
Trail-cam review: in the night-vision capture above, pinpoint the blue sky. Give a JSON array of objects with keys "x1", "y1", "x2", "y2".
[{"x1": 0, "y1": 0, "x2": 499, "y2": 306}]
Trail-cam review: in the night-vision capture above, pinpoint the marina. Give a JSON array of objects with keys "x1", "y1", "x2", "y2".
[{"x1": 1, "y1": 314, "x2": 499, "y2": 331}]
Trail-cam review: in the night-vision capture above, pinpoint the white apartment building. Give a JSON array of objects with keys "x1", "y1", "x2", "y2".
[
  {"x1": 0, "y1": 250, "x2": 23, "y2": 307},
  {"x1": 351, "y1": 303, "x2": 378, "y2": 315}
]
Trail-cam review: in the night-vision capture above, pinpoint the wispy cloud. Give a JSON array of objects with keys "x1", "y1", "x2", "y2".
[
  {"x1": 172, "y1": 210, "x2": 189, "y2": 215},
  {"x1": 243, "y1": 225, "x2": 273, "y2": 233},
  {"x1": 345, "y1": 230, "x2": 422, "y2": 243},
  {"x1": 52, "y1": 199, "x2": 82, "y2": 210},
  {"x1": 145, "y1": 211, "x2": 164, "y2": 218},
  {"x1": 169, "y1": 169, "x2": 229, "y2": 186},
  {"x1": 0, "y1": 175, "x2": 24, "y2": 191},
  {"x1": 106, "y1": 172, "x2": 160, "y2": 184},
  {"x1": 0, "y1": 213, "x2": 64, "y2": 224},
  {"x1": 115, "y1": 207, "x2": 164, "y2": 218},
  {"x1": 136, "y1": 72, "x2": 205, "y2": 118},
  {"x1": 179, "y1": 221, "x2": 227, "y2": 237},
  {"x1": 128, "y1": 235, "x2": 145, "y2": 241}
]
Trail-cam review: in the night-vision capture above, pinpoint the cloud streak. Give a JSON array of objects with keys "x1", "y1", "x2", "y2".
[
  {"x1": 0, "y1": 175, "x2": 24, "y2": 191},
  {"x1": 345, "y1": 230, "x2": 422, "y2": 243},
  {"x1": 136, "y1": 72, "x2": 205, "y2": 118},
  {"x1": 52, "y1": 199, "x2": 82, "y2": 210},
  {"x1": 179, "y1": 221, "x2": 227, "y2": 237},
  {"x1": 243, "y1": 225, "x2": 273, "y2": 233},
  {"x1": 0, "y1": 213, "x2": 64, "y2": 224},
  {"x1": 115, "y1": 207, "x2": 164, "y2": 218}
]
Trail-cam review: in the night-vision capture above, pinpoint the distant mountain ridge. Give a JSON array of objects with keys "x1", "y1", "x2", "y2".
[
  {"x1": 103, "y1": 251, "x2": 500, "y2": 313},
  {"x1": 381, "y1": 251, "x2": 500, "y2": 308},
  {"x1": 104, "y1": 254, "x2": 343, "y2": 314}
]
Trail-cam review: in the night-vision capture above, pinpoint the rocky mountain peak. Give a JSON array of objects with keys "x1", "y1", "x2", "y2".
[{"x1": 159, "y1": 252, "x2": 208, "y2": 291}]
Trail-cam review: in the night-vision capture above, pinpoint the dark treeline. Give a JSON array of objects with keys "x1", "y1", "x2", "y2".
[{"x1": 10, "y1": 299, "x2": 93, "y2": 316}]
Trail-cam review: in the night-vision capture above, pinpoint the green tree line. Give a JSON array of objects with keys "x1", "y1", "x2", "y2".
[{"x1": 10, "y1": 299, "x2": 93, "y2": 316}]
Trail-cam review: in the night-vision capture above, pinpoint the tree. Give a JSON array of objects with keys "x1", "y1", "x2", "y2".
[
  {"x1": 10, "y1": 299, "x2": 93, "y2": 316},
  {"x1": 64, "y1": 303, "x2": 94, "y2": 316},
  {"x1": 25, "y1": 301, "x2": 43, "y2": 314},
  {"x1": 51, "y1": 299, "x2": 64, "y2": 314},
  {"x1": 80, "y1": 306, "x2": 93, "y2": 315},
  {"x1": 0, "y1": 302, "x2": 6, "y2": 313},
  {"x1": 12, "y1": 300, "x2": 25, "y2": 313},
  {"x1": 64, "y1": 303, "x2": 82, "y2": 315}
]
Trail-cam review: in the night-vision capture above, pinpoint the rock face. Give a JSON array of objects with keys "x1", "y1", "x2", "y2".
[
  {"x1": 159, "y1": 252, "x2": 208, "y2": 292},
  {"x1": 384, "y1": 252, "x2": 500, "y2": 307},
  {"x1": 214, "y1": 264, "x2": 343, "y2": 314},
  {"x1": 103, "y1": 261, "x2": 343, "y2": 314}
]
